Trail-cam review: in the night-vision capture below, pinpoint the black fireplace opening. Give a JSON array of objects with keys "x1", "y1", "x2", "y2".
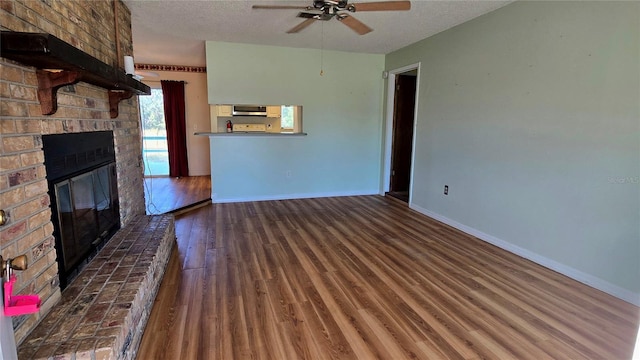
[{"x1": 42, "y1": 131, "x2": 120, "y2": 289}]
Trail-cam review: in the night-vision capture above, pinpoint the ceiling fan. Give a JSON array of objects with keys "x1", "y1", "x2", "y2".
[{"x1": 252, "y1": 0, "x2": 411, "y2": 35}]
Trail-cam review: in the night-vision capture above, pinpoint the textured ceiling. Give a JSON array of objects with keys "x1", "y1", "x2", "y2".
[{"x1": 124, "y1": 0, "x2": 513, "y2": 67}]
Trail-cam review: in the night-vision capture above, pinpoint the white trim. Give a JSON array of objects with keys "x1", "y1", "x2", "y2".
[
  {"x1": 212, "y1": 190, "x2": 379, "y2": 204},
  {"x1": 410, "y1": 203, "x2": 640, "y2": 307},
  {"x1": 382, "y1": 63, "x2": 421, "y2": 203},
  {"x1": 0, "y1": 282, "x2": 18, "y2": 359},
  {"x1": 632, "y1": 326, "x2": 640, "y2": 360}
]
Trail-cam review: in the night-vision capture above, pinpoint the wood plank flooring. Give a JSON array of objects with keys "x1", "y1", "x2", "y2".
[
  {"x1": 136, "y1": 196, "x2": 639, "y2": 360},
  {"x1": 144, "y1": 176, "x2": 211, "y2": 214}
]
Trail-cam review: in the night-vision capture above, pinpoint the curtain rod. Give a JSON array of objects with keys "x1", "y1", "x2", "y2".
[{"x1": 143, "y1": 80, "x2": 189, "y2": 84}]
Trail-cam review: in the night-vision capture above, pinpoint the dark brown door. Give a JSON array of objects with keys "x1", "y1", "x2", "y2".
[{"x1": 389, "y1": 74, "x2": 417, "y2": 200}]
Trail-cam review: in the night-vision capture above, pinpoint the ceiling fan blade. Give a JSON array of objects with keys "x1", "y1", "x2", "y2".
[
  {"x1": 287, "y1": 18, "x2": 317, "y2": 33},
  {"x1": 252, "y1": 5, "x2": 309, "y2": 10},
  {"x1": 339, "y1": 15, "x2": 372, "y2": 35},
  {"x1": 349, "y1": 1, "x2": 411, "y2": 11}
]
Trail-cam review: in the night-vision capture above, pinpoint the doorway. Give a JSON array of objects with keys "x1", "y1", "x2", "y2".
[{"x1": 384, "y1": 65, "x2": 419, "y2": 203}]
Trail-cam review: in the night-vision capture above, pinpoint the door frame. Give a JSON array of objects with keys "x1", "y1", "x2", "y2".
[
  {"x1": 381, "y1": 62, "x2": 421, "y2": 204},
  {"x1": 1, "y1": 280, "x2": 19, "y2": 359}
]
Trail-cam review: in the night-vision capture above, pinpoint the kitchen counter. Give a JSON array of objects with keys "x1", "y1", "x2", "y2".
[{"x1": 195, "y1": 132, "x2": 307, "y2": 137}]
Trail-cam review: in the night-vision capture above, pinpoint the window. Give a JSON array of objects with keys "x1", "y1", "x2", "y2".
[
  {"x1": 280, "y1": 105, "x2": 303, "y2": 133},
  {"x1": 281, "y1": 105, "x2": 295, "y2": 130},
  {"x1": 140, "y1": 89, "x2": 169, "y2": 176}
]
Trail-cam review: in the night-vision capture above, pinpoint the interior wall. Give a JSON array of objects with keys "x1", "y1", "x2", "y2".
[
  {"x1": 205, "y1": 41, "x2": 384, "y2": 202},
  {"x1": 143, "y1": 71, "x2": 211, "y2": 176},
  {"x1": 385, "y1": 1, "x2": 639, "y2": 303}
]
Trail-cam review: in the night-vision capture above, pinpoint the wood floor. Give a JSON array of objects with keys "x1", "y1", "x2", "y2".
[
  {"x1": 386, "y1": 190, "x2": 409, "y2": 203},
  {"x1": 144, "y1": 176, "x2": 211, "y2": 214},
  {"x1": 136, "y1": 196, "x2": 639, "y2": 360}
]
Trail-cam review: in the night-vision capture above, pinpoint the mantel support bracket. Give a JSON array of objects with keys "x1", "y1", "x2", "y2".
[
  {"x1": 3, "y1": 32, "x2": 150, "y2": 118},
  {"x1": 35, "y1": 70, "x2": 81, "y2": 115},
  {"x1": 108, "y1": 90, "x2": 134, "y2": 118}
]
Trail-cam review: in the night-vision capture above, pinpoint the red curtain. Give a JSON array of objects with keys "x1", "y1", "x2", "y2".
[{"x1": 161, "y1": 80, "x2": 189, "y2": 177}]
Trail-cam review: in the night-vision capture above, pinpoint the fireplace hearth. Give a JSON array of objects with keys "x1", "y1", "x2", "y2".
[{"x1": 42, "y1": 131, "x2": 120, "y2": 289}]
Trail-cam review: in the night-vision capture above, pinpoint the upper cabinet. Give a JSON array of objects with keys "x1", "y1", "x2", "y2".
[
  {"x1": 217, "y1": 105, "x2": 233, "y2": 117},
  {"x1": 266, "y1": 106, "x2": 281, "y2": 118}
]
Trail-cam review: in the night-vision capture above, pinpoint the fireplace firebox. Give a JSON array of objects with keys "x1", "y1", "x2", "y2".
[{"x1": 43, "y1": 131, "x2": 120, "y2": 289}]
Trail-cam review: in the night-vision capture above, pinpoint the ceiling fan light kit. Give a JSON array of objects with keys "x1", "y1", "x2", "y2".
[{"x1": 252, "y1": 0, "x2": 411, "y2": 35}]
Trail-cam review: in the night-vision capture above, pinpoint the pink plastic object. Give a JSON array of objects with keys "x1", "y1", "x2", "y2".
[{"x1": 3, "y1": 274, "x2": 40, "y2": 316}]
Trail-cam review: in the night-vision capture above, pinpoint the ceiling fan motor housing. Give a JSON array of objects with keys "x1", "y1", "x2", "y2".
[
  {"x1": 314, "y1": 0, "x2": 349, "y2": 10},
  {"x1": 257, "y1": 0, "x2": 411, "y2": 35}
]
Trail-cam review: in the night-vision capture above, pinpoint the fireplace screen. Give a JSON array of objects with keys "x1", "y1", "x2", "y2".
[
  {"x1": 54, "y1": 163, "x2": 119, "y2": 276},
  {"x1": 42, "y1": 131, "x2": 120, "y2": 289}
]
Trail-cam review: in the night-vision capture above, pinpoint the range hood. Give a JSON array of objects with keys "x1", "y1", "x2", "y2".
[{"x1": 232, "y1": 105, "x2": 267, "y2": 116}]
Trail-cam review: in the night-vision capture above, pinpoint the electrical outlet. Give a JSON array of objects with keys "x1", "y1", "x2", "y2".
[{"x1": 444, "y1": 185, "x2": 449, "y2": 195}]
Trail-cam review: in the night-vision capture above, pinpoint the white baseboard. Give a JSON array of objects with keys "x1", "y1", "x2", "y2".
[
  {"x1": 410, "y1": 204, "x2": 640, "y2": 307},
  {"x1": 212, "y1": 190, "x2": 379, "y2": 204}
]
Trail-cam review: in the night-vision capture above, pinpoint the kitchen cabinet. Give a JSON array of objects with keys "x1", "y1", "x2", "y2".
[
  {"x1": 217, "y1": 105, "x2": 233, "y2": 117},
  {"x1": 210, "y1": 105, "x2": 232, "y2": 132},
  {"x1": 266, "y1": 106, "x2": 281, "y2": 118}
]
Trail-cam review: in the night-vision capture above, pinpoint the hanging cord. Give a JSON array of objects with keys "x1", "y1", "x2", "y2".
[
  {"x1": 143, "y1": 164, "x2": 162, "y2": 215},
  {"x1": 320, "y1": 22, "x2": 324, "y2": 76},
  {"x1": 139, "y1": 95, "x2": 162, "y2": 215},
  {"x1": 141, "y1": 125, "x2": 161, "y2": 215}
]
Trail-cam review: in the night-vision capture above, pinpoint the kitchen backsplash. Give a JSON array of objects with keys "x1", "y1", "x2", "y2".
[
  {"x1": 209, "y1": 104, "x2": 303, "y2": 133},
  {"x1": 214, "y1": 115, "x2": 281, "y2": 133}
]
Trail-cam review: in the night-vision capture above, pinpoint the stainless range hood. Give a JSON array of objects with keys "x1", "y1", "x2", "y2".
[{"x1": 232, "y1": 105, "x2": 267, "y2": 116}]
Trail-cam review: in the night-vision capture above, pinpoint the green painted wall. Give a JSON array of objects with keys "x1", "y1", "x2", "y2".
[
  {"x1": 206, "y1": 42, "x2": 385, "y2": 201},
  {"x1": 386, "y1": 1, "x2": 639, "y2": 300}
]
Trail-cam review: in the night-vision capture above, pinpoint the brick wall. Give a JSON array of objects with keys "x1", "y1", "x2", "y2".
[{"x1": 0, "y1": 0, "x2": 145, "y2": 344}]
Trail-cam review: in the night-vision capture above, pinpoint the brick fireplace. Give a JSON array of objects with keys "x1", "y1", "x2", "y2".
[
  {"x1": 0, "y1": 0, "x2": 148, "y2": 344},
  {"x1": 42, "y1": 131, "x2": 121, "y2": 289}
]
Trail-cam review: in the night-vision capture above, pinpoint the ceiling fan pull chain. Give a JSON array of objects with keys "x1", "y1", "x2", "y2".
[{"x1": 320, "y1": 22, "x2": 325, "y2": 76}]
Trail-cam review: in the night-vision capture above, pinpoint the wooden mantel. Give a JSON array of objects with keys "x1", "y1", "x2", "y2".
[{"x1": 0, "y1": 31, "x2": 150, "y2": 118}]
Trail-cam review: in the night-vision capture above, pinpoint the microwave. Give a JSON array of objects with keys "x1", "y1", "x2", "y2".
[{"x1": 232, "y1": 105, "x2": 267, "y2": 116}]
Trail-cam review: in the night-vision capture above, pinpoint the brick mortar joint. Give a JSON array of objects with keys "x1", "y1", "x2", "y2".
[
  {"x1": 1, "y1": 201, "x2": 48, "y2": 224},
  {"x1": 0, "y1": 166, "x2": 44, "y2": 178},
  {"x1": 0, "y1": 83, "x2": 39, "y2": 91},
  {"x1": 15, "y1": 259, "x2": 57, "y2": 294},
  {"x1": 4, "y1": 0, "x2": 146, "y2": 346},
  {"x1": 16, "y1": 217, "x2": 175, "y2": 358}
]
